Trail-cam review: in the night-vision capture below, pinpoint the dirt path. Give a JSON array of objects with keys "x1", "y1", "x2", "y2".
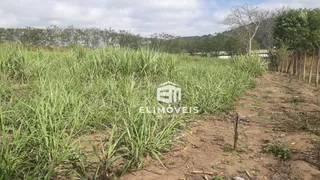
[{"x1": 121, "y1": 73, "x2": 320, "y2": 180}]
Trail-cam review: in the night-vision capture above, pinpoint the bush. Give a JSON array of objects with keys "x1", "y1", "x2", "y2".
[
  {"x1": 262, "y1": 142, "x2": 292, "y2": 160},
  {"x1": 233, "y1": 55, "x2": 268, "y2": 77}
]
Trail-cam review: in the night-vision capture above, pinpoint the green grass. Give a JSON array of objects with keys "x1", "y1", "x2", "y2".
[
  {"x1": 212, "y1": 175, "x2": 224, "y2": 180},
  {"x1": 262, "y1": 142, "x2": 292, "y2": 160},
  {"x1": 0, "y1": 44, "x2": 266, "y2": 179},
  {"x1": 221, "y1": 144, "x2": 234, "y2": 152}
]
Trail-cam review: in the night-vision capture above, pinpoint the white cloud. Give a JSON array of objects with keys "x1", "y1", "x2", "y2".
[
  {"x1": 259, "y1": 0, "x2": 319, "y2": 9},
  {"x1": 230, "y1": 0, "x2": 320, "y2": 11},
  {"x1": 0, "y1": 0, "x2": 218, "y2": 36},
  {"x1": 0, "y1": 0, "x2": 319, "y2": 36}
]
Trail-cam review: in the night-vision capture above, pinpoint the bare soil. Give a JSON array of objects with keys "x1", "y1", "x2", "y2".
[{"x1": 121, "y1": 73, "x2": 320, "y2": 180}]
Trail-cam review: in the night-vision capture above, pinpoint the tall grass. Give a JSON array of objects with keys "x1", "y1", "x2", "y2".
[
  {"x1": 0, "y1": 45, "x2": 266, "y2": 179},
  {"x1": 0, "y1": 45, "x2": 28, "y2": 81},
  {"x1": 233, "y1": 55, "x2": 268, "y2": 76}
]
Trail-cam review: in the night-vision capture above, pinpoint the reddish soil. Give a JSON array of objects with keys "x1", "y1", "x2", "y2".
[{"x1": 121, "y1": 73, "x2": 320, "y2": 180}]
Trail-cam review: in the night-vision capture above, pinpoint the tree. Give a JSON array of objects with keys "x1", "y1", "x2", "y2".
[
  {"x1": 83, "y1": 28, "x2": 101, "y2": 48},
  {"x1": 4, "y1": 28, "x2": 16, "y2": 43},
  {"x1": 20, "y1": 27, "x2": 44, "y2": 45},
  {"x1": 0, "y1": 28, "x2": 6, "y2": 43},
  {"x1": 255, "y1": 7, "x2": 289, "y2": 50},
  {"x1": 224, "y1": 4, "x2": 269, "y2": 54},
  {"x1": 224, "y1": 36, "x2": 243, "y2": 56},
  {"x1": 308, "y1": 9, "x2": 320, "y2": 86},
  {"x1": 60, "y1": 25, "x2": 77, "y2": 46},
  {"x1": 45, "y1": 25, "x2": 61, "y2": 46},
  {"x1": 274, "y1": 9, "x2": 310, "y2": 77}
]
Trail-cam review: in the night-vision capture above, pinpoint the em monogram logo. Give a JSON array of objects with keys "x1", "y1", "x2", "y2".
[
  {"x1": 139, "y1": 81, "x2": 198, "y2": 114},
  {"x1": 156, "y1": 82, "x2": 181, "y2": 104}
]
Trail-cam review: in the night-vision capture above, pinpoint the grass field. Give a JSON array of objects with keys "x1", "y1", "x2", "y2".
[{"x1": 0, "y1": 44, "x2": 267, "y2": 179}]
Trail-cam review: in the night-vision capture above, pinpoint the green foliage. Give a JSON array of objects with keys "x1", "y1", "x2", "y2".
[
  {"x1": 212, "y1": 175, "x2": 224, "y2": 180},
  {"x1": 0, "y1": 46, "x2": 266, "y2": 179},
  {"x1": 0, "y1": 45, "x2": 28, "y2": 81},
  {"x1": 221, "y1": 145, "x2": 233, "y2": 152},
  {"x1": 262, "y1": 142, "x2": 292, "y2": 160},
  {"x1": 251, "y1": 39, "x2": 261, "y2": 50},
  {"x1": 274, "y1": 9, "x2": 310, "y2": 49},
  {"x1": 224, "y1": 36, "x2": 244, "y2": 56},
  {"x1": 0, "y1": 26, "x2": 252, "y2": 55},
  {"x1": 274, "y1": 8, "x2": 320, "y2": 50},
  {"x1": 176, "y1": 57, "x2": 256, "y2": 113},
  {"x1": 276, "y1": 44, "x2": 290, "y2": 62},
  {"x1": 233, "y1": 55, "x2": 268, "y2": 77},
  {"x1": 308, "y1": 9, "x2": 320, "y2": 45}
]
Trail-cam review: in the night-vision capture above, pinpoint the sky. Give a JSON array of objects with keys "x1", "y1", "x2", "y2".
[{"x1": 0, "y1": 0, "x2": 319, "y2": 37}]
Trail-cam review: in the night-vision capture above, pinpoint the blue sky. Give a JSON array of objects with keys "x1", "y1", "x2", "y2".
[{"x1": 0, "y1": 0, "x2": 319, "y2": 36}]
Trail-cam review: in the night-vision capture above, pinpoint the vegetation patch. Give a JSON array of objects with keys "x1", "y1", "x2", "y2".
[
  {"x1": 0, "y1": 45, "x2": 266, "y2": 179},
  {"x1": 221, "y1": 144, "x2": 234, "y2": 152},
  {"x1": 212, "y1": 175, "x2": 224, "y2": 180},
  {"x1": 262, "y1": 142, "x2": 292, "y2": 160}
]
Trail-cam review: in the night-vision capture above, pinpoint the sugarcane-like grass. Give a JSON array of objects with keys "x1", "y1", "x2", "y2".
[{"x1": 0, "y1": 45, "x2": 266, "y2": 179}]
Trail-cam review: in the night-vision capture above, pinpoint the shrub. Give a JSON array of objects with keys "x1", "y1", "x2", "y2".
[
  {"x1": 233, "y1": 55, "x2": 268, "y2": 77},
  {"x1": 262, "y1": 142, "x2": 292, "y2": 160}
]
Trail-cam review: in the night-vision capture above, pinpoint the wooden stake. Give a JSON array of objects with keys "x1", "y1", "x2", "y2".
[{"x1": 234, "y1": 112, "x2": 239, "y2": 150}]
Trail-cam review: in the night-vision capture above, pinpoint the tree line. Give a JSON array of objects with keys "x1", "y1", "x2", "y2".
[
  {"x1": 0, "y1": 21, "x2": 274, "y2": 56},
  {"x1": 272, "y1": 8, "x2": 320, "y2": 86},
  {"x1": 0, "y1": 25, "x2": 249, "y2": 55},
  {"x1": 0, "y1": 25, "x2": 143, "y2": 49},
  {"x1": 222, "y1": 4, "x2": 320, "y2": 86},
  {"x1": 1, "y1": 6, "x2": 319, "y2": 62}
]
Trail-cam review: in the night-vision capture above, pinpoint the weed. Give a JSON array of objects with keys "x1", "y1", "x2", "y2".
[
  {"x1": 221, "y1": 145, "x2": 233, "y2": 152},
  {"x1": 212, "y1": 175, "x2": 224, "y2": 180},
  {"x1": 262, "y1": 142, "x2": 292, "y2": 160}
]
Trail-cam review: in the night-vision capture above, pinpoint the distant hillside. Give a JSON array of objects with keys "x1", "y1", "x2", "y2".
[{"x1": 0, "y1": 23, "x2": 273, "y2": 55}]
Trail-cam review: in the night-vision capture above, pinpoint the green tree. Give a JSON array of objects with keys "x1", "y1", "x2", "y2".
[
  {"x1": 224, "y1": 36, "x2": 243, "y2": 56},
  {"x1": 274, "y1": 9, "x2": 310, "y2": 76},
  {"x1": 0, "y1": 28, "x2": 5, "y2": 43},
  {"x1": 308, "y1": 8, "x2": 320, "y2": 85}
]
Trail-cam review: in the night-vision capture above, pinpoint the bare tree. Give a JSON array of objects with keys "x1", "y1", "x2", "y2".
[
  {"x1": 224, "y1": 4, "x2": 269, "y2": 54},
  {"x1": 256, "y1": 6, "x2": 289, "y2": 50}
]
